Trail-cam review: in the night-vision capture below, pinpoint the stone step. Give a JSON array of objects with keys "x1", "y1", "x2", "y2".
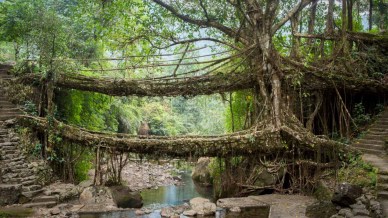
[
  {"x1": 363, "y1": 134, "x2": 386, "y2": 140},
  {"x1": 377, "y1": 184, "x2": 388, "y2": 192},
  {"x1": 3, "y1": 153, "x2": 24, "y2": 159},
  {"x1": 0, "y1": 105, "x2": 22, "y2": 110},
  {"x1": 0, "y1": 111, "x2": 23, "y2": 115},
  {"x1": 356, "y1": 147, "x2": 385, "y2": 156},
  {"x1": 32, "y1": 195, "x2": 58, "y2": 203},
  {"x1": 0, "y1": 112, "x2": 23, "y2": 117},
  {"x1": 1, "y1": 146, "x2": 19, "y2": 151},
  {"x1": 367, "y1": 129, "x2": 387, "y2": 134},
  {"x1": 22, "y1": 179, "x2": 36, "y2": 186},
  {"x1": 0, "y1": 103, "x2": 17, "y2": 108},
  {"x1": 23, "y1": 201, "x2": 57, "y2": 208},
  {"x1": 357, "y1": 139, "x2": 385, "y2": 146},
  {"x1": 0, "y1": 115, "x2": 22, "y2": 121},
  {"x1": 379, "y1": 175, "x2": 388, "y2": 183},
  {"x1": 373, "y1": 122, "x2": 388, "y2": 127},
  {"x1": 2, "y1": 177, "x2": 21, "y2": 183},
  {"x1": 22, "y1": 189, "x2": 43, "y2": 198},
  {"x1": 3, "y1": 150, "x2": 22, "y2": 155},
  {"x1": 23, "y1": 185, "x2": 42, "y2": 192},
  {"x1": 380, "y1": 199, "x2": 388, "y2": 217},
  {"x1": 353, "y1": 143, "x2": 385, "y2": 151},
  {"x1": 0, "y1": 141, "x2": 16, "y2": 146},
  {"x1": 373, "y1": 119, "x2": 388, "y2": 125},
  {"x1": 377, "y1": 191, "x2": 388, "y2": 200}
]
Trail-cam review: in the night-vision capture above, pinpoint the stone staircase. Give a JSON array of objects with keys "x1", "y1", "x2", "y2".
[
  {"x1": 352, "y1": 108, "x2": 388, "y2": 216},
  {"x1": 0, "y1": 64, "x2": 58, "y2": 208},
  {"x1": 0, "y1": 64, "x2": 23, "y2": 121}
]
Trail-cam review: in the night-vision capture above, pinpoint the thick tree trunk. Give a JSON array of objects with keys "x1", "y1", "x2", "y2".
[
  {"x1": 291, "y1": 14, "x2": 301, "y2": 58},
  {"x1": 326, "y1": 0, "x2": 335, "y2": 34},
  {"x1": 347, "y1": 0, "x2": 353, "y2": 31},
  {"x1": 369, "y1": 0, "x2": 373, "y2": 31},
  {"x1": 307, "y1": 0, "x2": 318, "y2": 46}
]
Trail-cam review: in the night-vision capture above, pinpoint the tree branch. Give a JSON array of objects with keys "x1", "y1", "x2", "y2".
[
  {"x1": 152, "y1": 37, "x2": 242, "y2": 51},
  {"x1": 271, "y1": 0, "x2": 313, "y2": 35},
  {"x1": 151, "y1": 0, "x2": 247, "y2": 44}
]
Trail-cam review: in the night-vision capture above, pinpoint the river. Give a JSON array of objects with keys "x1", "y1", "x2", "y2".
[{"x1": 79, "y1": 171, "x2": 269, "y2": 218}]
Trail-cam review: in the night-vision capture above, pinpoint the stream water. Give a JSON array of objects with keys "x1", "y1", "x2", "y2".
[{"x1": 79, "y1": 171, "x2": 269, "y2": 218}]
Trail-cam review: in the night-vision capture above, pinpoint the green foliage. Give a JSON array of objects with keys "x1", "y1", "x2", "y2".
[
  {"x1": 225, "y1": 91, "x2": 253, "y2": 132},
  {"x1": 74, "y1": 151, "x2": 93, "y2": 182},
  {"x1": 353, "y1": 102, "x2": 371, "y2": 127},
  {"x1": 338, "y1": 153, "x2": 377, "y2": 187},
  {"x1": 55, "y1": 90, "x2": 115, "y2": 131}
]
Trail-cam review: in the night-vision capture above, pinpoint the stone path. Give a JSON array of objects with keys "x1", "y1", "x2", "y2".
[
  {"x1": 249, "y1": 194, "x2": 316, "y2": 218},
  {"x1": 0, "y1": 64, "x2": 57, "y2": 208},
  {"x1": 0, "y1": 64, "x2": 22, "y2": 121},
  {"x1": 352, "y1": 107, "x2": 388, "y2": 216}
]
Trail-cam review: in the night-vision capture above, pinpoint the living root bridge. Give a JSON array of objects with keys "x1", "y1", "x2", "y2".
[
  {"x1": 18, "y1": 115, "x2": 349, "y2": 158},
  {"x1": 20, "y1": 72, "x2": 257, "y2": 97}
]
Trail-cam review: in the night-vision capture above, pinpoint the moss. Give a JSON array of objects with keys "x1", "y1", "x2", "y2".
[
  {"x1": 338, "y1": 155, "x2": 377, "y2": 188},
  {"x1": 0, "y1": 207, "x2": 34, "y2": 218},
  {"x1": 313, "y1": 181, "x2": 333, "y2": 201}
]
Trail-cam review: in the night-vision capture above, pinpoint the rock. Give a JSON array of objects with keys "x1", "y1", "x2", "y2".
[
  {"x1": 135, "y1": 210, "x2": 145, "y2": 215},
  {"x1": 217, "y1": 197, "x2": 268, "y2": 209},
  {"x1": 109, "y1": 185, "x2": 143, "y2": 208},
  {"x1": 161, "y1": 207, "x2": 175, "y2": 217},
  {"x1": 183, "y1": 210, "x2": 197, "y2": 216},
  {"x1": 356, "y1": 195, "x2": 368, "y2": 205},
  {"x1": 369, "y1": 200, "x2": 380, "y2": 211},
  {"x1": 50, "y1": 208, "x2": 61, "y2": 215},
  {"x1": 79, "y1": 186, "x2": 115, "y2": 206},
  {"x1": 253, "y1": 166, "x2": 284, "y2": 189},
  {"x1": 143, "y1": 209, "x2": 152, "y2": 214},
  {"x1": 0, "y1": 184, "x2": 22, "y2": 206},
  {"x1": 350, "y1": 202, "x2": 366, "y2": 210},
  {"x1": 192, "y1": 157, "x2": 212, "y2": 186},
  {"x1": 190, "y1": 197, "x2": 216, "y2": 215},
  {"x1": 306, "y1": 201, "x2": 337, "y2": 218},
  {"x1": 230, "y1": 207, "x2": 241, "y2": 213},
  {"x1": 352, "y1": 208, "x2": 369, "y2": 216},
  {"x1": 338, "y1": 208, "x2": 353, "y2": 217},
  {"x1": 332, "y1": 183, "x2": 363, "y2": 207},
  {"x1": 78, "y1": 180, "x2": 93, "y2": 189},
  {"x1": 330, "y1": 215, "x2": 345, "y2": 218}
]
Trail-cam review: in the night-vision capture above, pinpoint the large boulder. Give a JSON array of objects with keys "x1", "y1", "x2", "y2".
[
  {"x1": 109, "y1": 185, "x2": 143, "y2": 208},
  {"x1": 306, "y1": 201, "x2": 337, "y2": 218},
  {"x1": 0, "y1": 184, "x2": 21, "y2": 206},
  {"x1": 189, "y1": 197, "x2": 216, "y2": 216},
  {"x1": 79, "y1": 186, "x2": 115, "y2": 206},
  {"x1": 192, "y1": 157, "x2": 212, "y2": 186},
  {"x1": 332, "y1": 183, "x2": 363, "y2": 207}
]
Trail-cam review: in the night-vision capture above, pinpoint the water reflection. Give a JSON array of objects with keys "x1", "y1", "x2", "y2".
[{"x1": 141, "y1": 171, "x2": 213, "y2": 209}]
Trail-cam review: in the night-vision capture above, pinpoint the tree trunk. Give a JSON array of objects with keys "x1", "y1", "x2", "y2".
[
  {"x1": 369, "y1": 0, "x2": 373, "y2": 31},
  {"x1": 326, "y1": 0, "x2": 335, "y2": 34},
  {"x1": 347, "y1": 0, "x2": 353, "y2": 31},
  {"x1": 307, "y1": 0, "x2": 318, "y2": 45},
  {"x1": 291, "y1": 14, "x2": 301, "y2": 58}
]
